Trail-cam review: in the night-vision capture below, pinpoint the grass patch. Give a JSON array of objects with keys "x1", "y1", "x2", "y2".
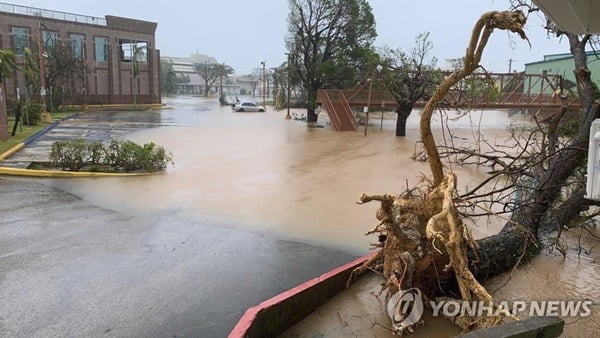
[{"x1": 0, "y1": 111, "x2": 75, "y2": 155}]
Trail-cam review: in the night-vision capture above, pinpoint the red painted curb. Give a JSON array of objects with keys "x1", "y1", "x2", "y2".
[{"x1": 228, "y1": 251, "x2": 378, "y2": 338}]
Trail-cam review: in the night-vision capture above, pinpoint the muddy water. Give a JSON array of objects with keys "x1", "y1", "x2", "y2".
[
  {"x1": 47, "y1": 96, "x2": 598, "y2": 336},
  {"x1": 48, "y1": 97, "x2": 514, "y2": 251}
]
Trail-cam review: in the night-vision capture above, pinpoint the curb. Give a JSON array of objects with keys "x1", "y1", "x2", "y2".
[
  {"x1": 0, "y1": 112, "x2": 79, "y2": 161},
  {"x1": 62, "y1": 104, "x2": 165, "y2": 111},
  {"x1": 0, "y1": 166, "x2": 166, "y2": 178},
  {"x1": 229, "y1": 251, "x2": 378, "y2": 338},
  {"x1": 24, "y1": 120, "x2": 60, "y2": 145},
  {"x1": 0, "y1": 143, "x2": 25, "y2": 160}
]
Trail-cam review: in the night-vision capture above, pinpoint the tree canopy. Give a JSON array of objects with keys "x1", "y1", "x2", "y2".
[
  {"x1": 286, "y1": 0, "x2": 377, "y2": 122},
  {"x1": 194, "y1": 63, "x2": 234, "y2": 97},
  {"x1": 0, "y1": 49, "x2": 17, "y2": 83},
  {"x1": 0, "y1": 49, "x2": 17, "y2": 140},
  {"x1": 160, "y1": 60, "x2": 177, "y2": 96},
  {"x1": 380, "y1": 32, "x2": 441, "y2": 136}
]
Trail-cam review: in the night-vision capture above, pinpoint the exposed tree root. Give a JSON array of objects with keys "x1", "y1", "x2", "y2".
[
  {"x1": 349, "y1": 10, "x2": 529, "y2": 335},
  {"x1": 354, "y1": 175, "x2": 514, "y2": 333}
]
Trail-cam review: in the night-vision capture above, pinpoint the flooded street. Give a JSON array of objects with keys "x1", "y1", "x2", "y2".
[
  {"x1": 47, "y1": 96, "x2": 514, "y2": 252},
  {"x1": 40, "y1": 96, "x2": 599, "y2": 335}
]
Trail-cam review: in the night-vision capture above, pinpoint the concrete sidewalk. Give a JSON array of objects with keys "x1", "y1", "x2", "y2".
[{"x1": 0, "y1": 110, "x2": 170, "y2": 169}]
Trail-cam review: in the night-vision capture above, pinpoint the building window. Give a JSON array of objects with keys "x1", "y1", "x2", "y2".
[
  {"x1": 94, "y1": 36, "x2": 108, "y2": 62},
  {"x1": 70, "y1": 34, "x2": 84, "y2": 58},
  {"x1": 118, "y1": 38, "x2": 147, "y2": 63},
  {"x1": 12, "y1": 27, "x2": 29, "y2": 55},
  {"x1": 43, "y1": 31, "x2": 57, "y2": 49}
]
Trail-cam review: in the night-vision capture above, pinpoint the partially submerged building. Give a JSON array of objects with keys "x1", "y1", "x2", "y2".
[{"x1": 0, "y1": 2, "x2": 161, "y2": 105}]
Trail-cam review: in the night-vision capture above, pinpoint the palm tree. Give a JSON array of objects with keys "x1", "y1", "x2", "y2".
[
  {"x1": 0, "y1": 49, "x2": 17, "y2": 140},
  {"x1": 131, "y1": 43, "x2": 146, "y2": 109},
  {"x1": 22, "y1": 48, "x2": 38, "y2": 92}
]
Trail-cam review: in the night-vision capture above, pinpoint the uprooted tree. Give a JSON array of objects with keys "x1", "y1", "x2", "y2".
[{"x1": 351, "y1": 9, "x2": 600, "y2": 335}]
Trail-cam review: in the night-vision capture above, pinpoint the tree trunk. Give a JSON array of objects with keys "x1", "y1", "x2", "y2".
[
  {"x1": 306, "y1": 85, "x2": 318, "y2": 123},
  {"x1": 0, "y1": 82, "x2": 8, "y2": 141},
  {"x1": 307, "y1": 108, "x2": 318, "y2": 123},
  {"x1": 395, "y1": 106, "x2": 412, "y2": 136},
  {"x1": 395, "y1": 114, "x2": 407, "y2": 136},
  {"x1": 470, "y1": 33, "x2": 600, "y2": 283}
]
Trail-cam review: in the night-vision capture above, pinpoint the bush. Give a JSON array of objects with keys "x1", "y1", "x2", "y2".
[
  {"x1": 5, "y1": 100, "x2": 42, "y2": 125},
  {"x1": 50, "y1": 138, "x2": 173, "y2": 172},
  {"x1": 50, "y1": 139, "x2": 90, "y2": 171},
  {"x1": 219, "y1": 94, "x2": 227, "y2": 106},
  {"x1": 24, "y1": 102, "x2": 42, "y2": 126}
]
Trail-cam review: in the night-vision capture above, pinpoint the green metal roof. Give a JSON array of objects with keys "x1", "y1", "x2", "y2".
[{"x1": 525, "y1": 51, "x2": 600, "y2": 66}]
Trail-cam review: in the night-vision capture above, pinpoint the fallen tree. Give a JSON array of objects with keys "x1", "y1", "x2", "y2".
[{"x1": 351, "y1": 10, "x2": 600, "y2": 335}]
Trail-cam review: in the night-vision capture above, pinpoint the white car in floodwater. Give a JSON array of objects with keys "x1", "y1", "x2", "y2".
[{"x1": 232, "y1": 101, "x2": 265, "y2": 112}]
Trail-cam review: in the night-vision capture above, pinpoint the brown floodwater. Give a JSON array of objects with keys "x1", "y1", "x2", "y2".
[{"x1": 46, "y1": 96, "x2": 598, "y2": 336}]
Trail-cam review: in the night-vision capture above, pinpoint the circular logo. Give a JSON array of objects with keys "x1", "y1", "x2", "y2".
[{"x1": 387, "y1": 288, "x2": 424, "y2": 332}]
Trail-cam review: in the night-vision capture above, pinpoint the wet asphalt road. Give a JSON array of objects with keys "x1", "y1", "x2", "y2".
[{"x1": 0, "y1": 178, "x2": 354, "y2": 337}]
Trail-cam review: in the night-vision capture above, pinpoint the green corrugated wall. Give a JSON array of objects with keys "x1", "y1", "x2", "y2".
[{"x1": 525, "y1": 54, "x2": 600, "y2": 94}]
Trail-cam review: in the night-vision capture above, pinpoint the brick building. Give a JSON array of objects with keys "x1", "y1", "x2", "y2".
[{"x1": 0, "y1": 2, "x2": 161, "y2": 105}]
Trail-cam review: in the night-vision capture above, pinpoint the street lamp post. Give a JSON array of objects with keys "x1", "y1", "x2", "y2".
[
  {"x1": 364, "y1": 78, "x2": 372, "y2": 136},
  {"x1": 260, "y1": 60, "x2": 266, "y2": 111},
  {"x1": 285, "y1": 53, "x2": 292, "y2": 120},
  {"x1": 38, "y1": 22, "x2": 51, "y2": 122},
  {"x1": 364, "y1": 65, "x2": 383, "y2": 136}
]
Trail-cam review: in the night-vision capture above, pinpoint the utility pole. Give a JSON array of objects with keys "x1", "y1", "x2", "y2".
[
  {"x1": 508, "y1": 58, "x2": 514, "y2": 73},
  {"x1": 219, "y1": 63, "x2": 223, "y2": 97},
  {"x1": 365, "y1": 78, "x2": 372, "y2": 136},
  {"x1": 204, "y1": 60, "x2": 208, "y2": 97},
  {"x1": 38, "y1": 22, "x2": 51, "y2": 122},
  {"x1": 261, "y1": 60, "x2": 266, "y2": 110},
  {"x1": 285, "y1": 53, "x2": 291, "y2": 120}
]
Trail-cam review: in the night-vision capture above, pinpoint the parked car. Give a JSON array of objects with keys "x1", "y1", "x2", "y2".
[{"x1": 233, "y1": 101, "x2": 265, "y2": 112}]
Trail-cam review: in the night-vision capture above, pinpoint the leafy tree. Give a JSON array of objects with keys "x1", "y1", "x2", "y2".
[
  {"x1": 216, "y1": 63, "x2": 234, "y2": 97},
  {"x1": 0, "y1": 49, "x2": 17, "y2": 140},
  {"x1": 194, "y1": 62, "x2": 233, "y2": 97},
  {"x1": 381, "y1": 32, "x2": 441, "y2": 136},
  {"x1": 22, "y1": 48, "x2": 38, "y2": 97},
  {"x1": 160, "y1": 59, "x2": 177, "y2": 96},
  {"x1": 248, "y1": 69, "x2": 260, "y2": 97},
  {"x1": 26, "y1": 40, "x2": 86, "y2": 111},
  {"x1": 271, "y1": 63, "x2": 289, "y2": 110},
  {"x1": 286, "y1": 0, "x2": 377, "y2": 123}
]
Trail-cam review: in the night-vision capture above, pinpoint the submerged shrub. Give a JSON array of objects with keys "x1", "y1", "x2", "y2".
[{"x1": 49, "y1": 138, "x2": 173, "y2": 172}]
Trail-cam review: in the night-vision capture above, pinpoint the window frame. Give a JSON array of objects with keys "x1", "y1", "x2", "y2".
[
  {"x1": 118, "y1": 38, "x2": 148, "y2": 64},
  {"x1": 43, "y1": 30, "x2": 57, "y2": 49},
  {"x1": 11, "y1": 26, "x2": 29, "y2": 55},
  {"x1": 69, "y1": 33, "x2": 85, "y2": 59},
  {"x1": 94, "y1": 36, "x2": 108, "y2": 62}
]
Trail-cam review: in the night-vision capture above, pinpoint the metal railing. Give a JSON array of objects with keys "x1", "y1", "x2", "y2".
[
  {"x1": 0, "y1": 2, "x2": 106, "y2": 25},
  {"x1": 318, "y1": 89, "x2": 359, "y2": 131},
  {"x1": 338, "y1": 90, "x2": 358, "y2": 131},
  {"x1": 318, "y1": 89, "x2": 342, "y2": 131}
]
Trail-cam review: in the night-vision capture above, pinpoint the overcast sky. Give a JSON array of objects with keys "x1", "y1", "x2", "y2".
[{"x1": 6, "y1": 0, "x2": 569, "y2": 74}]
